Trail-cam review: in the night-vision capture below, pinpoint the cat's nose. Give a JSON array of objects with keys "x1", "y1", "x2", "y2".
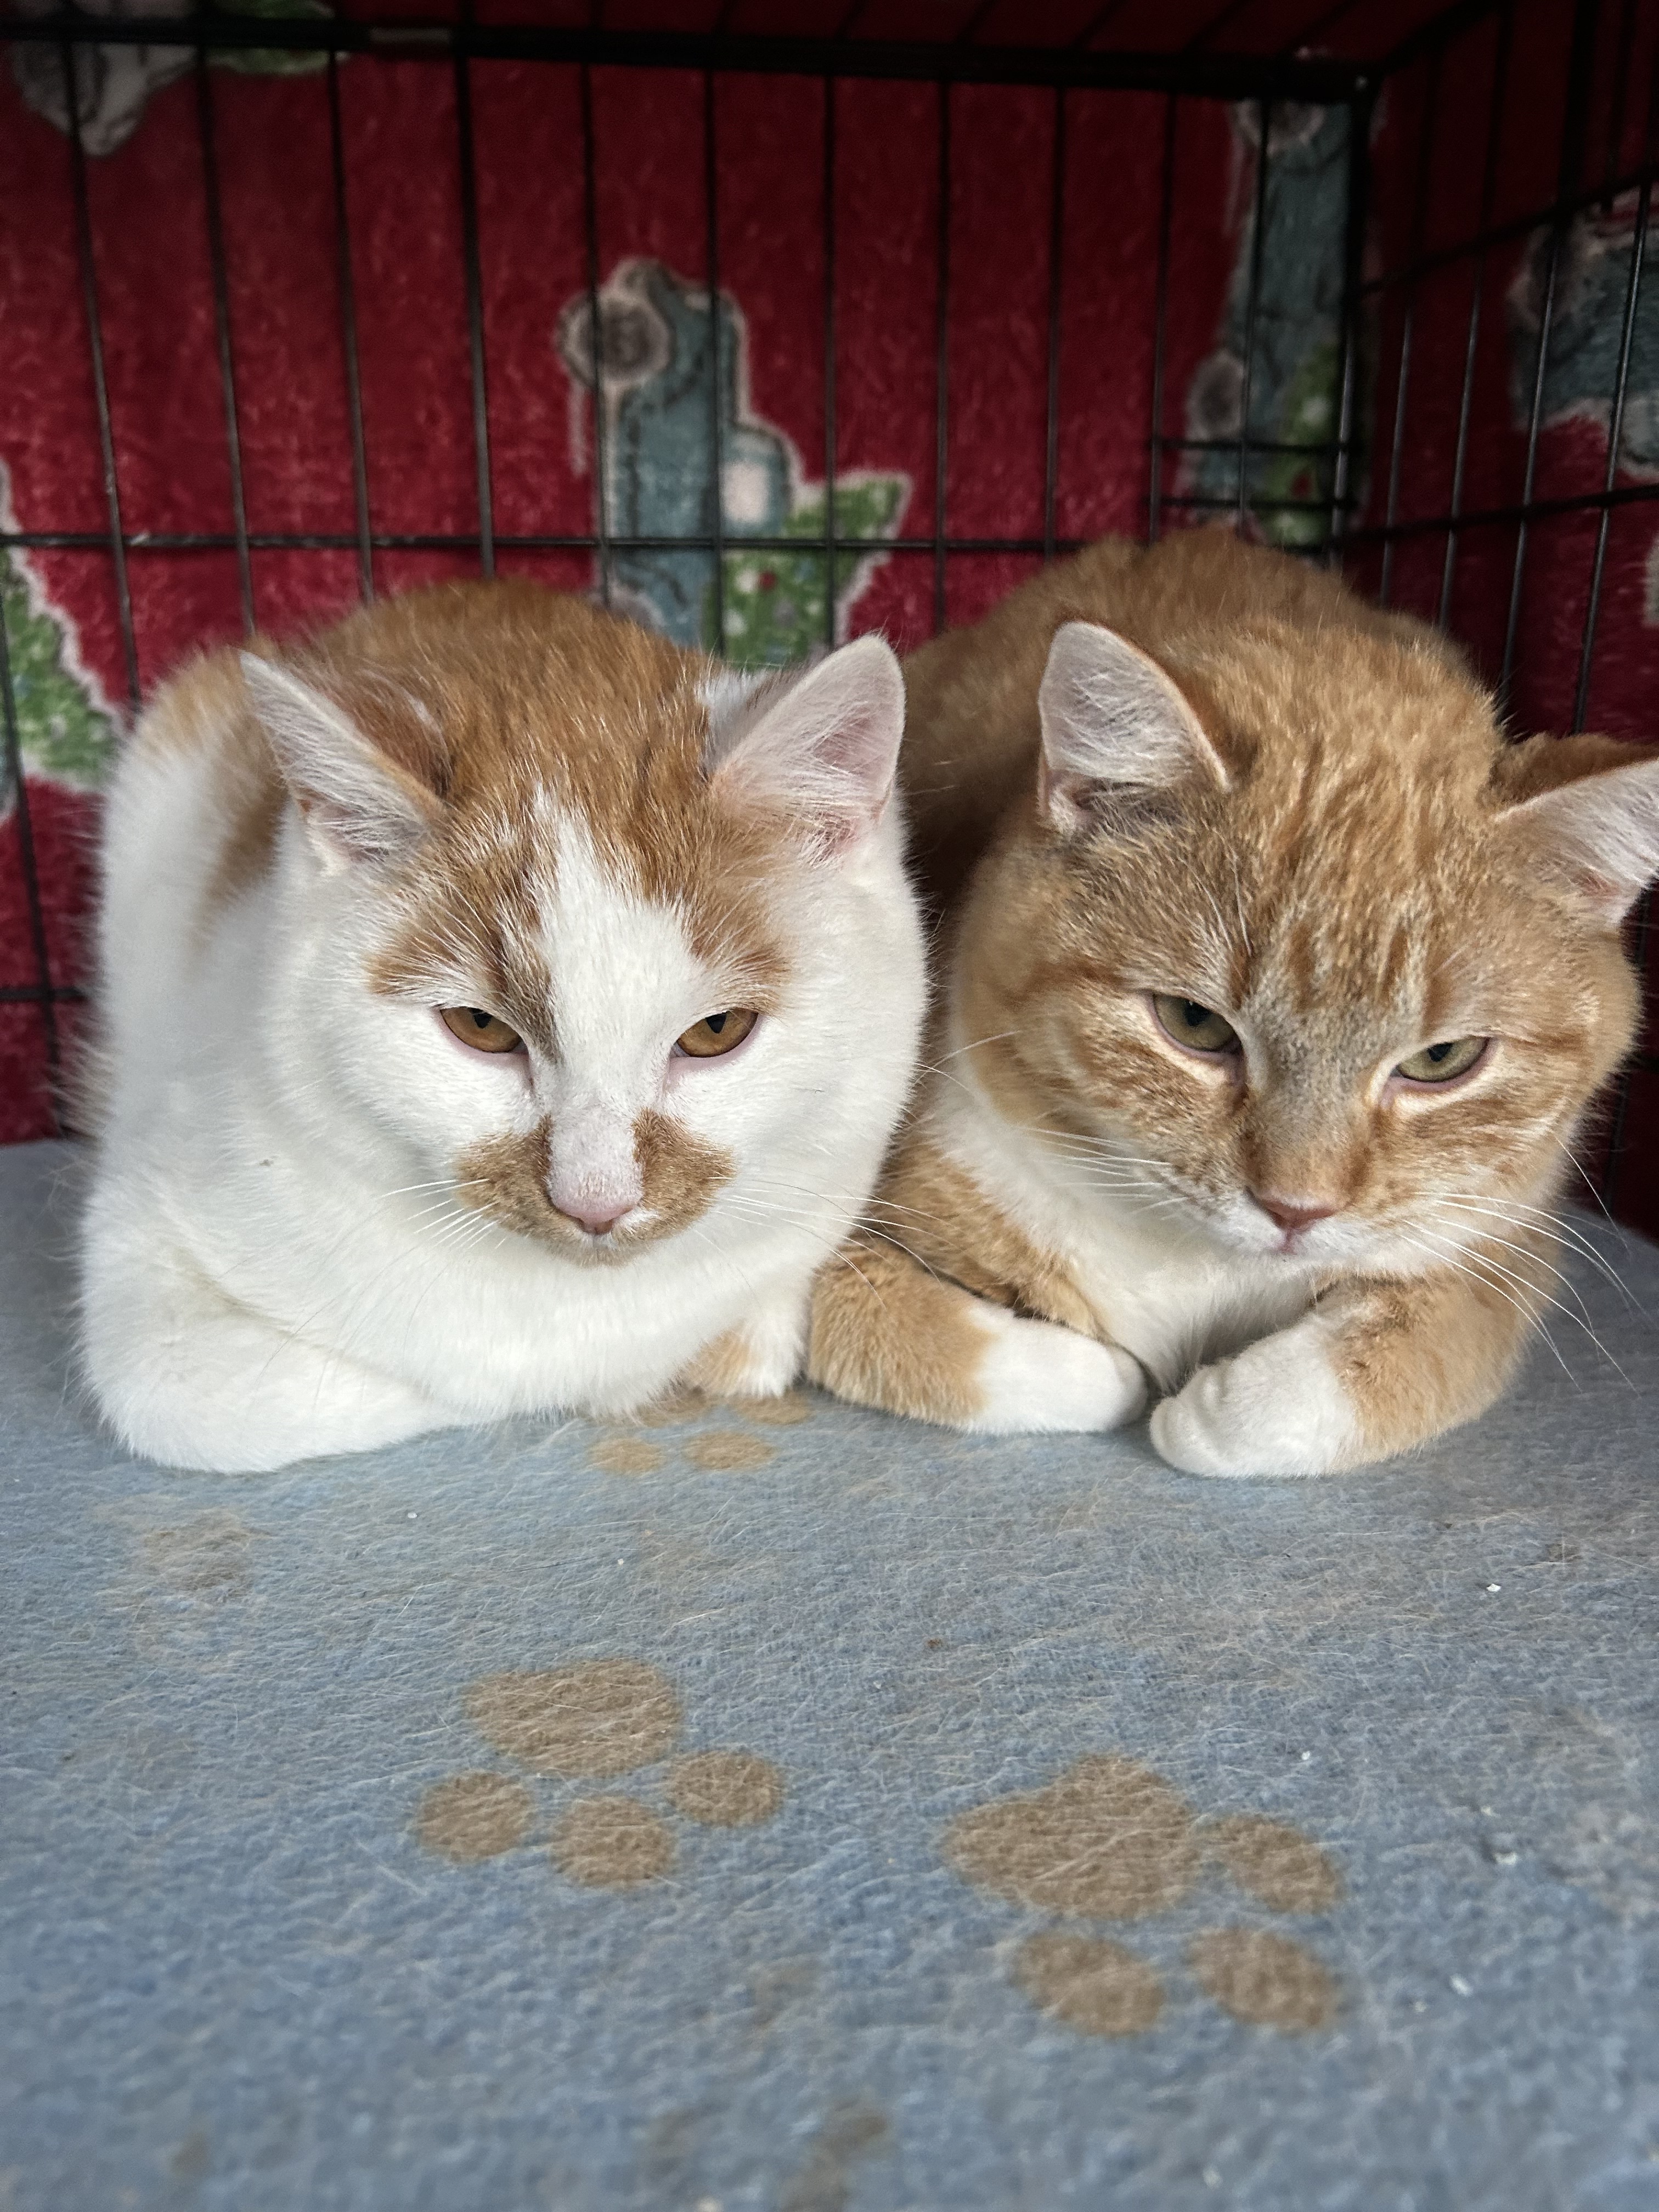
[
  {"x1": 555, "y1": 1199, "x2": 629, "y2": 1238},
  {"x1": 1251, "y1": 1192, "x2": 1338, "y2": 1234}
]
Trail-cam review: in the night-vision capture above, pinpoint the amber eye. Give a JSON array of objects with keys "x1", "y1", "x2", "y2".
[
  {"x1": 1395, "y1": 1036, "x2": 1487, "y2": 1085},
  {"x1": 1152, "y1": 994, "x2": 1240, "y2": 1056},
  {"x1": 675, "y1": 1008, "x2": 759, "y2": 1059},
  {"x1": 439, "y1": 1005, "x2": 523, "y2": 1054}
]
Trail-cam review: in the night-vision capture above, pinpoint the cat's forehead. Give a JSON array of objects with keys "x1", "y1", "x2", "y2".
[{"x1": 342, "y1": 586, "x2": 791, "y2": 1014}]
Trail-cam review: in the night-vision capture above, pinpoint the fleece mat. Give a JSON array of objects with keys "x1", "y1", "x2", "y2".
[{"x1": 2, "y1": 1135, "x2": 1657, "y2": 2212}]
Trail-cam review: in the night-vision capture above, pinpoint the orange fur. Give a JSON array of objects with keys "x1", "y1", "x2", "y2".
[{"x1": 811, "y1": 527, "x2": 1656, "y2": 1471}]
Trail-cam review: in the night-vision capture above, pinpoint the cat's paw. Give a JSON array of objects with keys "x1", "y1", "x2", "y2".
[
  {"x1": 1149, "y1": 1331, "x2": 1359, "y2": 1478},
  {"x1": 966, "y1": 1310, "x2": 1147, "y2": 1435}
]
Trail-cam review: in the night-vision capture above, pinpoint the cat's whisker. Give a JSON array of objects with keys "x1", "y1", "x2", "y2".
[
  {"x1": 932, "y1": 1030, "x2": 1017, "y2": 1066},
  {"x1": 1410, "y1": 1224, "x2": 1630, "y2": 1384},
  {"x1": 379, "y1": 1175, "x2": 490, "y2": 1202},
  {"x1": 832, "y1": 1248, "x2": 891, "y2": 1314},
  {"x1": 1423, "y1": 1210, "x2": 1598, "y2": 1329},
  {"x1": 1434, "y1": 1194, "x2": 1635, "y2": 1306},
  {"x1": 1550, "y1": 1133, "x2": 1621, "y2": 1227},
  {"x1": 1395, "y1": 1232, "x2": 1576, "y2": 1381}
]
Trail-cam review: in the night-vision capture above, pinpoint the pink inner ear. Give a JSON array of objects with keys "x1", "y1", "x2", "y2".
[
  {"x1": 1498, "y1": 741, "x2": 1659, "y2": 925},
  {"x1": 711, "y1": 635, "x2": 904, "y2": 849}
]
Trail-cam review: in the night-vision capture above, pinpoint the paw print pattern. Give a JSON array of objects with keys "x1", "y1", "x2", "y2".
[
  {"x1": 944, "y1": 1754, "x2": 1340, "y2": 2036},
  {"x1": 415, "y1": 1658, "x2": 785, "y2": 1888},
  {"x1": 587, "y1": 1387, "x2": 814, "y2": 1480}
]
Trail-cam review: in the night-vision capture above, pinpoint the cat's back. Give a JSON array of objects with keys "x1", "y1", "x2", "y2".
[
  {"x1": 899, "y1": 527, "x2": 1468, "y2": 910},
  {"x1": 99, "y1": 645, "x2": 285, "y2": 1012}
]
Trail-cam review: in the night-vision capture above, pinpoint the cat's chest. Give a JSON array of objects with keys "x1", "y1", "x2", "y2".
[
  {"x1": 1058, "y1": 1213, "x2": 1308, "y2": 1388},
  {"x1": 934, "y1": 1092, "x2": 1308, "y2": 1387}
]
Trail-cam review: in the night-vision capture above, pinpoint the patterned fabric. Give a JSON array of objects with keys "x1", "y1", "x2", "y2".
[
  {"x1": 1, "y1": 7, "x2": 1656, "y2": 1233},
  {"x1": 4, "y1": 1134, "x2": 1657, "y2": 2209}
]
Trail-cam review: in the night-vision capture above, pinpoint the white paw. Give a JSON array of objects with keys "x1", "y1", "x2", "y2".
[
  {"x1": 966, "y1": 1308, "x2": 1147, "y2": 1435},
  {"x1": 1149, "y1": 1328, "x2": 1359, "y2": 1478}
]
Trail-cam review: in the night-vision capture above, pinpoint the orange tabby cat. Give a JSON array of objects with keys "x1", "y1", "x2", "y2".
[{"x1": 810, "y1": 527, "x2": 1659, "y2": 1475}]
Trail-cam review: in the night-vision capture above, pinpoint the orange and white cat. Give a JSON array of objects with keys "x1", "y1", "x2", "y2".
[
  {"x1": 810, "y1": 528, "x2": 1659, "y2": 1475},
  {"x1": 82, "y1": 582, "x2": 925, "y2": 1471}
]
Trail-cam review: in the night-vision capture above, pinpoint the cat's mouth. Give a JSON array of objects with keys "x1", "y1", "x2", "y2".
[{"x1": 543, "y1": 1209, "x2": 649, "y2": 1263}]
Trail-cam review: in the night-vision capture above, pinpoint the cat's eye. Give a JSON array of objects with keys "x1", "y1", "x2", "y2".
[
  {"x1": 675, "y1": 1008, "x2": 759, "y2": 1059},
  {"x1": 1152, "y1": 994, "x2": 1241, "y2": 1057},
  {"x1": 439, "y1": 1005, "x2": 524, "y2": 1054},
  {"x1": 1395, "y1": 1036, "x2": 1487, "y2": 1086}
]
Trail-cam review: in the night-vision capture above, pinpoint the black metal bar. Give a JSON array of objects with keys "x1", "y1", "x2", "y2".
[
  {"x1": 1160, "y1": 433, "x2": 1359, "y2": 455},
  {"x1": 193, "y1": 52, "x2": 255, "y2": 632},
  {"x1": 823, "y1": 72, "x2": 838, "y2": 653},
  {"x1": 1571, "y1": 172, "x2": 1649, "y2": 730},
  {"x1": 1328, "y1": 76, "x2": 1374, "y2": 563},
  {"x1": 1164, "y1": 493, "x2": 1357, "y2": 516},
  {"x1": 1362, "y1": 160, "x2": 1659, "y2": 299},
  {"x1": 1604, "y1": 0, "x2": 1639, "y2": 201},
  {"x1": 59, "y1": 41, "x2": 139, "y2": 709},
  {"x1": 1070, "y1": 1, "x2": 1127, "y2": 45},
  {"x1": 703, "y1": 68, "x2": 725, "y2": 654},
  {"x1": 1147, "y1": 91, "x2": 1177, "y2": 545},
  {"x1": 13, "y1": 523, "x2": 1373, "y2": 556},
  {"x1": 1590, "y1": 44, "x2": 1659, "y2": 1209},
  {"x1": 1186, "y1": 0, "x2": 1255, "y2": 53},
  {"x1": 326, "y1": 52, "x2": 374, "y2": 605},
  {"x1": 1437, "y1": 1, "x2": 1513, "y2": 629},
  {"x1": 1381, "y1": 0, "x2": 1505, "y2": 80},
  {"x1": 1235, "y1": 97, "x2": 1272, "y2": 529},
  {"x1": 1601, "y1": 889, "x2": 1653, "y2": 1208},
  {"x1": 1500, "y1": 0, "x2": 1602, "y2": 699},
  {"x1": 1042, "y1": 84, "x2": 1066, "y2": 566},
  {"x1": 1347, "y1": 476, "x2": 1659, "y2": 545},
  {"x1": 933, "y1": 78, "x2": 951, "y2": 635},
  {"x1": 453, "y1": 46, "x2": 495, "y2": 578},
  {"x1": 1283, "y1": 0, "x2": 1364, "y2": 53},
  {"x1": 1378, "y1": 47, "x2": 1442, "y2": 607},
  {"x1": 0, "y1": 592, "x2": 62, "y2": 1126},
  {"x1": 0, "y1": 17, "x2": 1365, "y2": 100},
  {"x1": 579, "y1": 63, "x2": 611, "y2": 608},
  {"x1": 1572, "y1": 36, "x2": 1659, "y2": 726}
]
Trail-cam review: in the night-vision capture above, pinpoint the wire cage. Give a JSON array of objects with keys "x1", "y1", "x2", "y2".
[{"x1": 1, "y1": 0, "x2": 1656, "y2": 1234}]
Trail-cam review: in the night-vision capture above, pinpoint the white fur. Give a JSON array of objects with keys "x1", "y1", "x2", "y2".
[
  {"x1": 81, "y1": 640, "x2": 926, "y2": 1472},
  {"x1": 964, "y1": 1307, "x2": 1146, "y2": 1436},
  {"x1": 927, "y1": 1023, "x2": 1354, "y2": 1475},
  {"x1": 1148, "y1": 1314, "x2": 1362, "y2": 1477}
]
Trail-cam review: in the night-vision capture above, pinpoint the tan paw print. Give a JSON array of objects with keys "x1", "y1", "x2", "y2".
[
  {"x1": 944, "y1": 1754, "x2": 1340, "y2": 2036},
  {"x1": 415, "y1": 1658, "x2": 785, "y2": 1889},
  {"x1": 586, "y1": 1385, "x2": 815, "y2": 1480}
]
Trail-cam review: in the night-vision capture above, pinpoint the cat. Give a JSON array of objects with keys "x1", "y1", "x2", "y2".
[
  {"x1": 809, "y1": 526, "x2": 1659, "y2": 1475},
  {"x1": 80, "y1": 580, "x2": 926, "y2": 1472}
]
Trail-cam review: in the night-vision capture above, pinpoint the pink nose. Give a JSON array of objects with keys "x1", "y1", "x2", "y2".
[
  {"x1": 555, "y1": 1201, "x2": 629, "y2": 1238},
  {"x1": 1252, "y1": 1192, "x2": 1338, "y2": 1235}
]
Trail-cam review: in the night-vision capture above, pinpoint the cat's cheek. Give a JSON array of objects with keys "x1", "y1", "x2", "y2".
[{"x1": 1148, "y1": 1322, "x2": 1362, "y2": 1479}]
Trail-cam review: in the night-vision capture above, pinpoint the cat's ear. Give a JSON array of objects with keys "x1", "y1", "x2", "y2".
[
  {"x1": 1493, "y1": 732, "x2": 1659, "y2": 924},
  {"x1": 704, "y1": 634, "x2": 905, "y2": 858},
  {"x1": 240, "y1": 652, "x2": 440, "y2": 867},
  {"x1": 1037, "y1": 620, "x2": 1228, "y2": 836}
]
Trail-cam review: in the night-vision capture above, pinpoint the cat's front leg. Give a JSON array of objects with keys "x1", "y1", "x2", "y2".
[
  {"x1": 1149, "y1": 1252, "x2": 1538, "y2": 1477},
  {"x1": 82, "y1": 1228, "x2": 453, "y2": 1472},
  {"x1": 1148, "y1": 1313, "x2": 1360, "y2": 1477},
  {"x1": 684, "y1": 1287, "x2": 810, "y2": 1401},
  {"x1": 809, "y1": 1234, "x2": 1146, "y2": 1434}
]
